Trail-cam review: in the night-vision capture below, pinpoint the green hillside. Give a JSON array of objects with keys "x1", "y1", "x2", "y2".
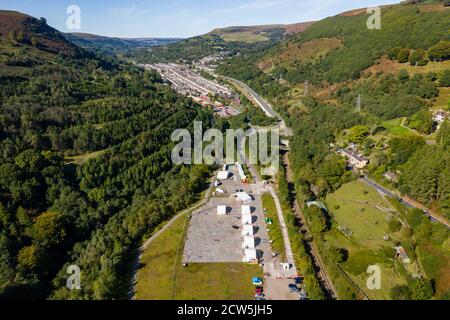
[
  {"x1": 0, "y1": 10, "x2": 212, "y2": 300},
  {"x1": 263, "y1": 2, "x2": 450, "y2": 83},
  {"x1": 132, "y1": 22, "x2": 314, "y2": 63}
]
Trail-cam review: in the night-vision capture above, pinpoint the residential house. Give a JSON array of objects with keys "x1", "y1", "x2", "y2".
[{"x1": 338, "y1": 148, "x2": 369, "y2": 169}]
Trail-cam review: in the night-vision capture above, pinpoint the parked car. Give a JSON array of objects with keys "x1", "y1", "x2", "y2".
[
  {"x1": 253, "y1": 277, "x2": 263, "y2": 286},
  {"x1": 288, "y1": 284, "x2": 300, "y2": 293}
]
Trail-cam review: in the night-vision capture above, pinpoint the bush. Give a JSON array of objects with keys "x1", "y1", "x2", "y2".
[
  {"x1": 410, "y1": 278, "x2": 434, "y2": 300},
  {"x1": 388, "y1": 219, "x2": 402, "y2": 233},
  {"x1": 390, "y1": 285, "x2": 411, "y2": 300},
  {"x1": 397, "y1": 48, "x2": 411, "y2": 63},
  {"x1": 440, "y1": 70, "x2": 450, "y2": 87}
]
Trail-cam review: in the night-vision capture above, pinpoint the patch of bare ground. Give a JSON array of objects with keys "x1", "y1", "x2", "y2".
[{"x1": 418, "y1": 4, "x2": 448, "y2": 13}]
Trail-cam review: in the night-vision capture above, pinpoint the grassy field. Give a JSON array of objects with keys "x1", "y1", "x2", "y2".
[
  {"x1": 324, "y1": 180, "x2": 414, "y2": 299},
  {"x1": 433, "y1": 87, "x2": 450, "y2": 111},
  {"x1": 65, "y1": 150, "x2": 106, "y2": 165},
  {"x1": 382, "y1": 118, "x2": 419, "y2": 138},
  {"x1": 325, "y1": 180, "x2": 396, "y2": 246},
  {"x1": 135, "y1": 212, "x2": 262, "y2": 300},
  {"x1": 261, "y1": 193, "x2": 286, "y2": 261},
  {"x1": 366, "y1": 58, "x2": 450, "y2": 78},
  {"x1": 220, "y1": 32, "x2": 269, "y2": 43}
]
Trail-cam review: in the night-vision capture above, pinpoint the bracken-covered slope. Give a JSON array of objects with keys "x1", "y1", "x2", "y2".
[
  {"x1": 132, "y1": 21, "x2": 315, "y2": 63},
  {"x1": 259, "y1": 2, "x2": 450, "y2": 83},
  {"x1": 0, "y1": 10, "x2": 85, "y2": 58}
]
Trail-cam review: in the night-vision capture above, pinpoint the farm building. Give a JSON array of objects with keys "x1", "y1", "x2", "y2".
[{"x1": 395, "y1": 246, "x2": 411, "y2": 264}]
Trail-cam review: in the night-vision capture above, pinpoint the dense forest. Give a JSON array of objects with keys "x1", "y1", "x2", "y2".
[{"x1": 0, "y1": 11, "x2": 213, "y2": 299}]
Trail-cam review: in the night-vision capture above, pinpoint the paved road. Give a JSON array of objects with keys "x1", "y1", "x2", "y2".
[
  {"x1": 221, "y1": 76, "x2": 293, "y2": 137},
  {"x1": 360, "y1": 177, "x2": 450, "y2": 229}
]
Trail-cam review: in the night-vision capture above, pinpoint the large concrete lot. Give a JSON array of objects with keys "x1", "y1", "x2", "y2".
[{"x1": 183, "y1": 165, "x2": 270, "y2": 264}]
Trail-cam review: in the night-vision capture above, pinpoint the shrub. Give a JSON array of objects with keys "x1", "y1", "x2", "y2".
[
  {"x1": 397, "y1": 48, "x2": 411, "y2": 63},
  {"x1": 390, "y1": 285, "x2": 411, "y2": 300},
  {"x1": 388, "y1": 219, "x2": 402, "y2": 233}
]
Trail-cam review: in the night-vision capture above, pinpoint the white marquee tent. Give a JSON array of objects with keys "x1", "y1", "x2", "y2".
[
  {"x1": 243, "y1": 249, "x2": 257, "y2": 263},
  {"x1": 217, "y1": 206, "x2": 228, "y2": 215},
  {"x1": 241, "y1": 225, "x2": 254, "y2": 236},
  {"x1": 217, "y1": 171, "x2": 230, "y2": 180},
  {"x1": 242, "y1": 236, "x2": 255, "y2": 249},
  {"x1": 233, "y1": 192, "x2": 252, "y2": 204},
  {"x1": 242, "y1": 214, "x2": 253, "y2": 225},
  {"x1": 241, "y1": 205, "x2": 251, "y2": 216}
]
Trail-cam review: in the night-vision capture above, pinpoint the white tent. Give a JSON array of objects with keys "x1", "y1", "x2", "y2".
[
  {"x1": 241, "y1": 205, "x2": 251, "y2": 216},
  {"x1": 241, "y1": 225, "x2": 254, "y2": 236},
  {"x1": 242, "y1": 236, "x2": 255, "y2": 249},
  {"x1": 243, "y1": 249, "x2": 257, "y2": 263},
  {"x1": 234, "y1": 192, "x2": 252, "y2": 204},
  {"x1": 236, "y1": 162, "x2": 247, "y2": 181},
  {"x1": 216, "y1": 188, "x2": 225, "y2": 194},
  {"x1": 242, "y1": 214, "x2": 253, "y2": 225},
  {"x1": 217, "y1": 171, "x2": 230, "y2": 180},
  {"x1": 217, "y1": 206, "x2": 228, "y2": 215}
]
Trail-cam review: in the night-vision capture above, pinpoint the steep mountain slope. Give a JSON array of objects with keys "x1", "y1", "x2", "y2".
[
  {"x1": 65, "y1": 32, "x2": 181, "y2": 54},
  {"x1": 208, "y1": 22, "x2": 314, "y2": 43},
  {"x1": 0, "y1": 10, "x2": 212, "y2": 300},
  {"x1": 0, "y1": 10, "x2": 85, "y2": 58},
  {"x1": 132, "y1": 21, "x2": 314, "y2": 63},
  {"x1": 260, "y1": 2, "x2": 450, "y2": 83}
]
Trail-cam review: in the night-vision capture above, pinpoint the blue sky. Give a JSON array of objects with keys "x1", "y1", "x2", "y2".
[{"x1": 0, "y1": 0, "x2": 400, "y2": 38}]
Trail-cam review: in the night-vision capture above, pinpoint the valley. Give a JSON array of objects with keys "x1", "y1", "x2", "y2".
[{"x1": 0, "y1": 0, "x2": 449, "y2": 303}]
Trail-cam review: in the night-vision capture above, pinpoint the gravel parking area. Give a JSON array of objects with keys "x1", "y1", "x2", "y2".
[{"x1": 183, "y1": 165, "x2": 270, "y2": 264}]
